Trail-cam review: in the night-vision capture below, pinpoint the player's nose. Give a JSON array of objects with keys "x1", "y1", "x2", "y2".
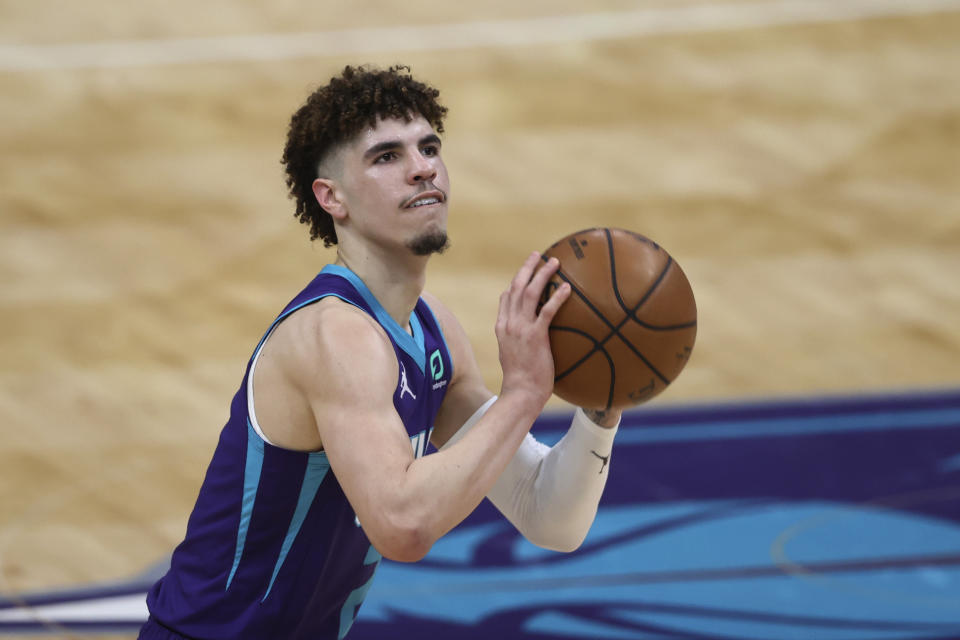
[{"x1": 408, "y1": 153, "x2": 437, "y2": 183}]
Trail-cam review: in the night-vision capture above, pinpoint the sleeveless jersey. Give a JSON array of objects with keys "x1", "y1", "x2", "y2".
[{"x1": 144, "y1": 264, "x2": 453, "y2": 639}]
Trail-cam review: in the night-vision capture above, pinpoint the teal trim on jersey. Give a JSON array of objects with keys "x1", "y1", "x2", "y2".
[
  {"x1": 339, "y1": 544, "x2": 382, "y2": 639},
  {"x1": 364, "y1": 545, "x2": 382, "y2": 565},
  {"x1": 419, "y1": 299, "x2": 454, "y2": 382},
  {"x1": 262, "y1": 452, "x2": 330, "y2": 601},
  {"x1": 321, "y1": 264, "x2": 427, "y2": 373},
  {"x1": 409, "y1": 313, "x2": 425, "y2": 366},
  {"x1": 251, "y1": 295, "x2": 346, "y2": 360},
  {"x1": 226, "y1": 421, "x2": 266, "y2": 591}
]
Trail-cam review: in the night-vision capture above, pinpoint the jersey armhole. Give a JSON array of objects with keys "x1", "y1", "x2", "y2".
[{"x1": 247, "y1": 293, "x2": 367, "y2": 447}]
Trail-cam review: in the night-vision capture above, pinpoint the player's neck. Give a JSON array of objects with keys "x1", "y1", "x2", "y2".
[{"x1": 334, "y1": 248, "x2": 427, "y2": 330}]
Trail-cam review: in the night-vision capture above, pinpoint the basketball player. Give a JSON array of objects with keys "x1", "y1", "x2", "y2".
[{"x1": 139, "y1": 65, "x2": 622, "y2": 640}]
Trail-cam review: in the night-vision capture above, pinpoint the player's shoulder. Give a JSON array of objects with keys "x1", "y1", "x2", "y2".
[{"x1": 277, "y1": 297, "x2": 394, "y2": 370}]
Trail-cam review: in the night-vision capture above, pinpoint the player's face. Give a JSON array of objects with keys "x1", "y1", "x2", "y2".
[{"x1": 336, "y1": 116, "x2": 450, "y2": 256}]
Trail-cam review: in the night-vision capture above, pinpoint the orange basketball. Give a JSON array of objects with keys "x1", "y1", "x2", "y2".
[{"x1": 541, "y1": 228, "x2": 697, "y2": 410}]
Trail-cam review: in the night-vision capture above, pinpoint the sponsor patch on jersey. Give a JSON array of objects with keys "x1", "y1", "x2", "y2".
[
  {"x1": 429, "y1": 350, "x2": 444, "y2": 381},
  {"x1": 429, "y1": 349, "x2": 447, "y2": 390}
]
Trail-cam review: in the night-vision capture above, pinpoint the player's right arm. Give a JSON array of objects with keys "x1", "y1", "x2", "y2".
[
  {"x1": 429, "y1": 261, "x2": 620, "y2": 553},
  {"x1": 289, "y1": 253, "x2": 569, "y2": 563}
]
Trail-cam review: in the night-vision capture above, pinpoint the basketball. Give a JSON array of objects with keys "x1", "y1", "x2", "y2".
[{"x1": 540, "y1": 227, "x2": 697, "y2": 410}]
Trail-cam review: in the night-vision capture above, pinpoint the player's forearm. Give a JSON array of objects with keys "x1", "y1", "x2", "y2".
[
  {"x1": 499, "y1": 409, "x2": 619, "y2": 551},
  {"x1": 444, "y1": 402, "x2": 620, "y2": 552},
  {"x1": 375, "y1": 393, "x2": 541, "y2": 560}
]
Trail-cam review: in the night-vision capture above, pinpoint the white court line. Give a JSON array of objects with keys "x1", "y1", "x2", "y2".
[
  {"x1": 0, "y1": 593, "x2": 147, "y2": 623},
  {"x1": 1, "y1": 0, "x2": 960, "y2": 71}
]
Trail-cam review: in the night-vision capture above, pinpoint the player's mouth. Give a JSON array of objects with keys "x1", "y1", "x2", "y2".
[{"x1": 402, "y1": 190, "x2": 446, "y2": 209}]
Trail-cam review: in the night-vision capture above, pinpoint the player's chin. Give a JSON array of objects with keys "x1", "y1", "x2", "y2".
[{"x1": 406, "y1": 227, "x2": 450, "y2": 256}]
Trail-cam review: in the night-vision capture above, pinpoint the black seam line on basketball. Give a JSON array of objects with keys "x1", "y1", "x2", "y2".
[
  {"x1": 549, "y1": 326, "x2": 616, "y2": 410},
  {"x1": 608, "y1": 302, "x2": 678, "y2": 384},
  {"x1": 605, "y1": 240, "x2": 692, "y2": 330},
  {"x1": 632, "y1": 318, "x2": 698, "y2": 331},
  {"x1": 550, "y1": 326, "x2": 605, "y2": 380},
  {"x1": 544, "y1": 261, "x2": 671, "y2": 385},
  {"x1": 553, "y1": 276, "x2": 672, "y2": 386},
  {"x1": 542, "y1": 262, "x2": 622, "y2": 335},
  {"x1": 633, "y1": 255, "x2": 674, "y2": 314},
  {"x1": 606, "y1": 228, "x2": 632, "y2": 316},
  {"x1": 625, "y1": 256, "x2": 695, "y2": 330},
  {"x1": 607, "y1": 230, "x2": 673, "y2": 318},
  {"x1": 591, "y1": 249, "x2": 690, "y2": 381},
  {"x1": 563, "y1": 311, "x2": 671, "y2": 386},
  {"x1": 609, "y1": 327, "x2": 670, "y2": 385},
  {"x1": 605, "y1": 228, "x2": 629, "y2": 314}
]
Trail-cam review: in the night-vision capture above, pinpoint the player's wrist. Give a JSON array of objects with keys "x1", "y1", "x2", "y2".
[
  {"x1": 581, "y1": 407, "x2": 622, "y2": 429},
  {"x1": 497, "y1": 386, "x2": 550, "y2": 419}
]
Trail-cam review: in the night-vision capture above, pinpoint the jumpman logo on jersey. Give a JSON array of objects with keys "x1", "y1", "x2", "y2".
[{"x1": 398, "y1": 361, "x2": 417, "y2": 400}]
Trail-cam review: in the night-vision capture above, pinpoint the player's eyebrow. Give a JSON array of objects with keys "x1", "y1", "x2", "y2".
[
  {"x1": 363, "y1": 140, "x2": 401, "y2": 161},
  {"x1": 419, "y1": 133, "x2": 442, "y2": 149},
  {"x1": 363, "y1": 134, "x2": 441, "y2": 161}
]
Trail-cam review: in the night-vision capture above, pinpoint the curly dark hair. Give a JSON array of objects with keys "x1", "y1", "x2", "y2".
[{"x1": 281, "y1": 64, "x2": 448, "y2": 246}]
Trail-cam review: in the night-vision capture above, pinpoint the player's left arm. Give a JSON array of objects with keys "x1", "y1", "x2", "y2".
[{"x1": 425, "y1": 292, "x2": 622, "y2": 552}]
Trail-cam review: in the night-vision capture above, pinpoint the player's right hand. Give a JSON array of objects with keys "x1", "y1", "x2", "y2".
[{"x1": 495, "y1": 252, "x2": 570, "y2": 409}]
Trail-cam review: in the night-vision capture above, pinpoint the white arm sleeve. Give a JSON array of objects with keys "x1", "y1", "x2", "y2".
[{"x1": 441, "y1": 396, "x2": 619, "y2": 552}]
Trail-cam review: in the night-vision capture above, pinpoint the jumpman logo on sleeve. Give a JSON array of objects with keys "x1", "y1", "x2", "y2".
[{"x1": 591, "y1": 450, "x2": 610, "y2": 474}]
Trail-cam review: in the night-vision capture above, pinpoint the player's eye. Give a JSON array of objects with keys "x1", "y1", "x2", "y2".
[
  {"x1": 375, "y1": 151, "x2": 397, "y2": 164},
  {"x1": 421, "y1": 144, "x2": 440, "y2": 157}
]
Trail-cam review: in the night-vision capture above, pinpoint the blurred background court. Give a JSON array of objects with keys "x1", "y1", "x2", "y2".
[{"x1": 1, "y1": 1, "x2": 959, "y2": 638}]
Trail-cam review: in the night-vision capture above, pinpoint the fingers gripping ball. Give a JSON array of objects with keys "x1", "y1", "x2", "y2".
[{"x1": 540, "y1": 228, "x2": 697, "y2": 410}]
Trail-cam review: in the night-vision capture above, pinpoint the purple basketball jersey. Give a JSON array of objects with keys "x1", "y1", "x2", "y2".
[{"x1": 144, "y1": 265, "x2": 452, "y2": 639}]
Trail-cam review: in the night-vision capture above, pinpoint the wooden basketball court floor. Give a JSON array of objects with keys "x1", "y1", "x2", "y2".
[{"x1": 1, "y1": 1, "x2": 959, "y2": 638}]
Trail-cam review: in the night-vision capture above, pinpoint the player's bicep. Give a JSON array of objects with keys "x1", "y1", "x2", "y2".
[{"x1": 295, "y1": 306, "x2": 414, "y2": 527}]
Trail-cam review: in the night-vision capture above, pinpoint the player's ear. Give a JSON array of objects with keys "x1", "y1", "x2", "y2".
[{"x1": 312, "y1": 178, "x2": 347, "y2": 221}]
